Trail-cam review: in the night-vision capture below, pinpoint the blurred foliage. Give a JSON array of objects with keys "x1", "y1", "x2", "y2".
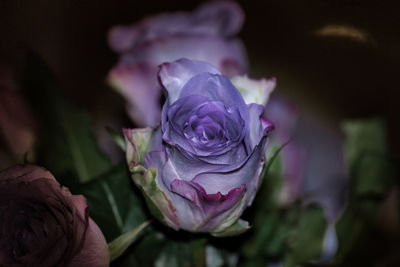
[
  {"x1": 238, "y1": 175, "x2": 327, "y2": 267},
  {"x1": 23, "y1": 54, "x2": 111, "y2": 184},
  {"x1": 21, "y1": 55, "x2": 152, "y2": 264},
  {"x1": 77, "y1": 164, "x2": 148, "y2": 241},
  {"x1": 109, "y1": 220, "x2": 152, "y2": 261},
  {"x1": 330, "y1": 119, "x2": 399, "y2": 266}
]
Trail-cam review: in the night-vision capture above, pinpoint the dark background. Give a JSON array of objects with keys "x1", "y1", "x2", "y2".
[{"x1": 1, "y1": 0, "x2": 399, "y2": 158}]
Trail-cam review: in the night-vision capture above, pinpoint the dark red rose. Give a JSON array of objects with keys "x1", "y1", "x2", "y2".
[{"x1": 0, "y1": 165, "x2": 109, "y2": 267}]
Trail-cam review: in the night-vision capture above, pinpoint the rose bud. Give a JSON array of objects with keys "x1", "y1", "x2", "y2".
[
  {"x1": 123, "y1": 59, "x2": 274, "y2": 236},
  {"x1": 108, "y1": 1, "x2": 248, "y2": 127},
  {"x1": 0, "y1": 165, "x2": 109, "y2": 266}
]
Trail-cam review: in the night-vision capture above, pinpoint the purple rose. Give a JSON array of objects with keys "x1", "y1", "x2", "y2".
[
  {"x1": 123, "y1": 59, "x2": 273, "y2": 236},
  {"x1": 0, "y1": 165, "x2": 109, "y2": 266},
  {"x1": 108, "y1": 1, "x2": 247, "y2": 127}
]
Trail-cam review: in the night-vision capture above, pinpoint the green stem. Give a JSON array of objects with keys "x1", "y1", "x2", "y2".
[{"x1": 190, "y1": 238, "x2": 207, "y2": 267}]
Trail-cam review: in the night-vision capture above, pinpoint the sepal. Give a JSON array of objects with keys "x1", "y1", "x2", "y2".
[
  {"x1": 211, "y1": 219, "x2": 250, "y2": 237},
  {"x1": 130, "y1": 165, "x2": 179, "y2": 231}
]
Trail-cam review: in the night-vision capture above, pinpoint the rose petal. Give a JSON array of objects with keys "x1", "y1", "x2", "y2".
[
  {"x1": 159, "y1": 59, "x2": 220, "y2": 105},
  {"x1": 248, "y1": 103, "x2": 274, "y2": 149},
  {"x1": 69, "y1": 218, "x2": 109, "y2": 267},
  {"x1": 192, "y1": 135, "x2": 268, "y2": 196},
  {"x1": 179, "y1": 73, "x2": 248, "y2": 122},
  {"x1": 169, "y1": 179, "x2": 246, "y2": 232},
  {"x1": 173, "y1": 72, "x2": 250, "y2": 153},
  {"x1": 160, "y1": 145, "x2": 248, "y2": 190}
]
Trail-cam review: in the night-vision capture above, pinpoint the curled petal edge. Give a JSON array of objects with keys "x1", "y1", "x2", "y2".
[
  {"x1": 158, "y1": 58, "x2": 220, "y2": 105},
  {"x1": 130, "y1": 165, "x2": 180, "y2": 230},
  {"x1": 124, "y1": 128, "x2": 180, "y2": 229},
  {"x1": 170, "y1": 179, "x2": 249, "y2": 234}
]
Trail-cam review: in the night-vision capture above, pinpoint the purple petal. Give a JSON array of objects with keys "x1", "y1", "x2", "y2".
[
  {"x1": 162, "y1": 95, "x2": 209, "y2": 153},
  {"x1": 162, "y1": 104, "x2": 272, "y2": 193},
  {"x1": 162, "y1": 94, "x2": 246, "y2": 157},
  {"x1": 159, "y1": 59, "x2": 220, "y2": 105},
  {"x1": 108, "y1": 1, "x2": 244, "y2": 52},
  {"x1": 179, "y1": 73, "x2": 247, "y2": 115},
  {"x1": 192, "y1": 137, "x2": 268, "y2": 196},
  {"x1": 159, "y1": 145, "x2": 248, "y2": 191},
  {"x1": 248, "y1": 103, "x2": 274, "y2": 149},
  {"x1": 108, "y1": 63, "x2": 161, "y2": 127},
  {"x1": 177, "y1": 72, "x2": 250, "y2": 150},
  {"x1": 169, "y1": 179, "x2": 246, "y2": 231},
  {"x1": 120, "y1": 35, "x2": 247, "y2": 77}
]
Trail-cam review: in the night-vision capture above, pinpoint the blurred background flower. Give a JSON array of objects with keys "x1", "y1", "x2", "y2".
[{"x1": 108, "y1": 1, "x2": 248, "y2": 127}]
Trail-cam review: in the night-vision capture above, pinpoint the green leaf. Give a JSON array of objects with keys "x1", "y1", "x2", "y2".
[
  {"x1": 342, "y1": 118, "x2": 387, "y2": 165},
  {"x1": 23, "y1": 54, "x2": 111, "y2": 184},
  {"x1": 240, "y1": 173, "x2": 296, "y2": 262},
  {"x1": 283, "y1": 205, "x2": 327, "y2": 266},
  {"x1": 110, "y1": 231, "x2": 166, "y2": 267},
  {"x1": 77, "y1": 164, "x2": 148, "y2": 241},
  {"x1": 109, "y1": 220, "x2": 152, "y2": 261},
  {"x1": 333, "y1": 118, "x2": 398, "y2": 264},
  {"x1": 154, "y1": 239, "x2": 193, "y2": 267},
  {"x1": 190, "y1": 238, "x2": 207, "y2": 267},
  {"x1": 343, "y1": 119, "x2": 395, "y2": 197}
]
